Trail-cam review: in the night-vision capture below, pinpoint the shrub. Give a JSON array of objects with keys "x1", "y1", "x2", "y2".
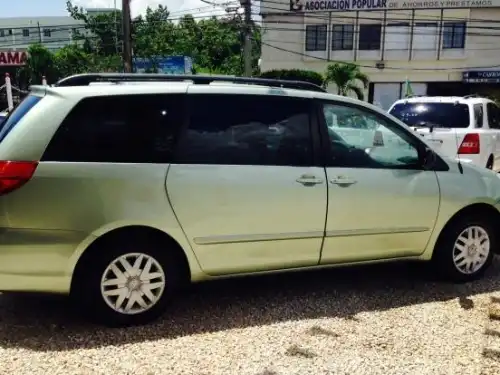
[{"x1": 259, "y1": 69, "x2": 324, "y2": 87}]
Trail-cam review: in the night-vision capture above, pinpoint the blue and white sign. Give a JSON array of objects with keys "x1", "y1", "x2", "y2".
[
  {"x1": 133, "y1": 56, "x2": 193, "y2": 74},
  {"x1": 290, "y1": 0, "x2": 495, "y2": 12},
  {"x1": 463, "y1": 71, "x2": 500, "y2": 83}
]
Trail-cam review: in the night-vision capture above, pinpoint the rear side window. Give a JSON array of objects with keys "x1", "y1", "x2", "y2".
[
  {"x1": 0, "y1": 94, "x2": 42, "y2": 142},
  {"x1": 389, "y1": 102, "x2": 470, "y2": 128},
  {"x1": 175, "y1": 94, "x2": 313, "y2": 166},
  {"x1": 42, "y1": 94, "x2": 184, "y2": 163},
  {"x1": 487, "y1": 103, "x2": 500, "y2": 129},
  {"x1": 473, "y1": 104, "x2": 484, "y2": 128}
]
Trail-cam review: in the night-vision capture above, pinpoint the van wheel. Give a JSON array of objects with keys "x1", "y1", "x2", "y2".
[
  {"x1": 432, "y1": 215, "x2": 495, "y2": 282},
  {"x1": 72, "y1": 238, "x2": 181, "y2": 327},
  {"x1": 486, "y1": 156, "x2": 494, "y2": 170}
]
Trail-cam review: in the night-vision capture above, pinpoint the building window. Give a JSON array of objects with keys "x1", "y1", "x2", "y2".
[
  {"x1": 331, "y1": 24, "x2": 354, "y2": 50},
  {"x1": 43, "y1": 29, "x2": 51, "y2": 37},
  {"x1": 305, "y1": 24, "x2": 327, "y2": 51},
  {"x1": 8, "y1": 29, "x2": 12, "y2": 36},
  {"x1": 413, "y1": 22, "x2": 438, "y2": 50},
  {"x1": 443, "y1": 22, "x2": 466, "y2": 49},
  {"x1": 22, "y1": 28, "x2": 30, "y2": 37},
  {"x1": 0, "y1": 30, "x2": 4, "y2": 38},
  {"x1": 358, "y1": 24, "x2": 381, "y2": 50},
  {"x1": 385, "y1": 22, "x2": 410, "y2": 50}
]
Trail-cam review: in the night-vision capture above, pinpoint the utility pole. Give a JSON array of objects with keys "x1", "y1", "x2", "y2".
[
  {"x1": 37, "y1": 22, "x2": 42, "y2": 44},
  {"x1": 122, "y1": 0, "x2": 133, "y2": 73},
  {"x1": 241, "y1": 0, "x2": 252, "y2": 77}
]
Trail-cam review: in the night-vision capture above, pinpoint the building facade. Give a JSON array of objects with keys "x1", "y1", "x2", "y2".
[
  {"x1": 260, "y1": 0, "x2": 500, "y2": 109},
  {"x1": 0, "y1": 8, "x2": 117, "y2": 56},
  {"x1": 0, "y1": 16, "x2": 84, "y2": 53}
]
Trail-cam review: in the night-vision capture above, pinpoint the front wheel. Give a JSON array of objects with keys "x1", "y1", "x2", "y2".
[{"x1": 432, "y1": 215, "x2": 496, "y2": 282}]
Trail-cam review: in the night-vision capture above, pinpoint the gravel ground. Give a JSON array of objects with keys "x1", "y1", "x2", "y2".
[{"x1": 1, "y1": 260, "x2": 500, "y2": 375}]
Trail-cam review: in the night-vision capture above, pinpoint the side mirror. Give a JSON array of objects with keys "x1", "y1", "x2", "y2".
[{"x1": 421, "y1": 147, "x2": 436, "y2": 170}]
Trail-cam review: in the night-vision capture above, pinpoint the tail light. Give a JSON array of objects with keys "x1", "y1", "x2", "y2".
[
  {"x1": 0, "y1": 161, "x2": 38, "y2": 195},
  {"x1": 458, "y1": 133, "x2": 480, "y2": 154}
]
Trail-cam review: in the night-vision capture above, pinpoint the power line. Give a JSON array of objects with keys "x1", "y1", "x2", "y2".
[
  {"x1": 261, "y1": 38, "x2": 500, "y2": 51},
  {"x1": 260, "y1": 0, "x2": 500, "y2": 24},
  {"x1": 260, "y1": 22, "x2": 500, "y2": 37},
  {"x1": 3, "y1": 15, "x2": 500, "y2": 43},
  {"x1": 0, "y1": 8, "x2": 236, "y2": 32},
  {"x1": 258, "y1": 39, "x2": 500, "y2": 71}
]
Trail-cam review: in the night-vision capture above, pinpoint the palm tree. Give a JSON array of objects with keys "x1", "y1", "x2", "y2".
[{"x1": 323, "y1": 63, "x2": 369, "y2": 100}]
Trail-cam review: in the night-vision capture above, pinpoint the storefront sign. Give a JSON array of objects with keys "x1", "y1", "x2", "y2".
[
  {"x1": 462, "y1": 71, "x2": 500, "y2": 83},
  {"x1": 0, "y1": 51, "x2": 28, "y2": 66},
  {"x1": 133, "y1": 55, "x2": 193, "y2": 74},
  {"x1": 290, "y1": 0, "x2": 494, "y2": 11}
]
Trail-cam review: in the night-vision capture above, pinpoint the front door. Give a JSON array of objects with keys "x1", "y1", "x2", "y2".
[
  {"x1": 166, "y1": 90, "x2": 327, "y2": 275},
  {"x1": 318, "y1": 100, "x2": 440, "y2": 264}
]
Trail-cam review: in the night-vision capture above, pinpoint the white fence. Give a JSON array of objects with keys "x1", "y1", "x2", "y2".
[{"x1": 2, "y1": 74, "x2": 48, "y2": 112}]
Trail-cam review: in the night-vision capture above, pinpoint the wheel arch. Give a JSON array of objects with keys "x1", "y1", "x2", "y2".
[
  {"x1": 69, "y1": 225, "x2": 193, "y2": 294},
  {"x1": 434, "y1": 202, "x2": 500, "y2": 255}
]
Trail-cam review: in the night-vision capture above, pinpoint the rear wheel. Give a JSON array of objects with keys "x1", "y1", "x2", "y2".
[
  {"x1": 72, "y1": 238, "x2": 182, "y2": 327},
  {"x1": 432, "y1": 215, "x2": 496, "y2": 282}
]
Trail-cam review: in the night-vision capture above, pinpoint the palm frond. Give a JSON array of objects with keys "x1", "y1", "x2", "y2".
[
  {"x1": 346, "y1": 84, "x2": 364, "y2": 100},
  {"x1": 324, "y1": 63, "x2": 369, "y2": 99},
  {"x1": 354, "y1": 71, "x2": 370, "y2": 89}
]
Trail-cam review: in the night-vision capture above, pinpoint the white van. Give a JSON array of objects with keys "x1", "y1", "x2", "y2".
[{"x1": 388, "y1": 95, "x2": 500, "y2": 170}]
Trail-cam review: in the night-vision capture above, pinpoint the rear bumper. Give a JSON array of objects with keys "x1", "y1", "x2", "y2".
[
  {"x1": 0, "y1": 228, "x2": 85, "y2": 293},
  {"x1": 455, "y1": 155, "x2": 483, "y2": 167}
]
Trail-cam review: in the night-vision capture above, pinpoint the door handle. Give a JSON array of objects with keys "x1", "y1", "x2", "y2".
[
  {"x1": 296, "y1": 175, "x2": 323, "y2": 186},
  {"x1": 330, "y1": 176, "x2": 357, "y2": 186}
]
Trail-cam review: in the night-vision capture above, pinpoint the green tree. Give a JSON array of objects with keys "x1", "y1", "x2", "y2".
[
  {"x1": 324, "y1": 63, "x2": 369, "y2": 100},
  {"x1": 18, "y1": 44, "x2": 58, "y2": 86},
  {"x1": 133, "y1": 6, "x2": 176, "y2": 71},
  {"x1": 66, "y1": 1, "x2": 122, "y2": 56},
  {"x1": 49, "y1": 3, "x2": 263, "y2": 78},
  {"x1": 90, "y1": 54, "x2": 122, "y2": 72},
  {"x1": 54, "y1": 44, "x2": 93, "y2": 77}
]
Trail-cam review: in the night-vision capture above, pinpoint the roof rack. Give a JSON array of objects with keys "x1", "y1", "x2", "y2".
[
  {"x1": 53, "y1": 73, "x2": 327, "y2": 93},
  {"x1": 463, "y1": 93, "x2": 483, "y2": 99}
]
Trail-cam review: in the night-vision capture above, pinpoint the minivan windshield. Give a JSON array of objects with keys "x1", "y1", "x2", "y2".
[
  {"x1": 389, "y1": 102, "x2": 470, "y2": 128},
  {"x1": 0, "y1": 94, "x2": 42, "y2": 142}
]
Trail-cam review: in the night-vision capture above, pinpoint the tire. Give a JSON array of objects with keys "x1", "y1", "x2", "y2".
[
  {"x1": 72, "y1": 237, "x2": 182, "y2": 327},
  {"x1": 431, "y1": 214, "x2": 496, "y2": 283}
]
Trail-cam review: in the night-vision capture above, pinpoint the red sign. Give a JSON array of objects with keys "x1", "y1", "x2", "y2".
[{"x1": 0, "y1": 51, "x2": 28, "y2": 66}]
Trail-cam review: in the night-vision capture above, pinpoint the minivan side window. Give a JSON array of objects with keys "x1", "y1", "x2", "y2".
[
  {"x1": 321, "y1": 102, "x2": 421, "y2": 169},
  {"x1": 42, "y1": 94, "x2": 184, "y2": 163},
  {"x1": 175, "y1": 94, "x2": 313, "y2": 167},
  {"x1": 487, "y1": 102, "x2": 500, "y2": 129}
]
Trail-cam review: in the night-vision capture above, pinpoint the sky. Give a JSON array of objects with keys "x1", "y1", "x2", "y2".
[{"x1": 3, "y1": 0, "x2": 230, "y2": 18}]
